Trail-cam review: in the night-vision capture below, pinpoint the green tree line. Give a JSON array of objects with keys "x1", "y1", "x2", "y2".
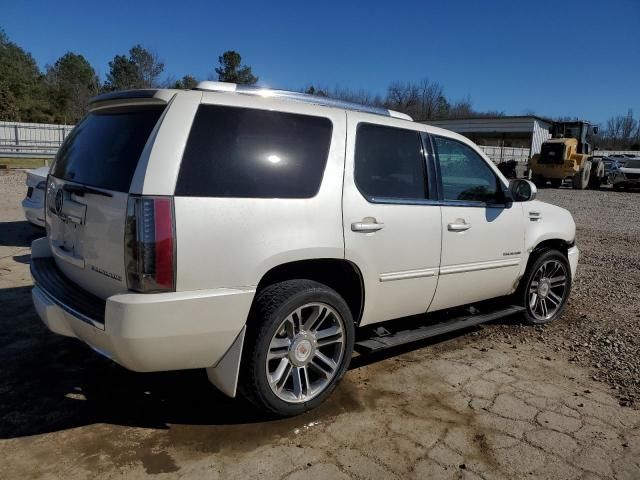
[{"x1": 0, "y1": 29, "x2": 258, "y2": 124}]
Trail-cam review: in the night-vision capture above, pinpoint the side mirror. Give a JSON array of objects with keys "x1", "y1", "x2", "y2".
[{"x1": 510, "y1": 179, "x2": 537, "y2": 202}]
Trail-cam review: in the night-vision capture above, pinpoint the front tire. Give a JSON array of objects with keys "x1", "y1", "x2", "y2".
[
  {"x1": 517, "y1": 250, "x2": 572, "y2": 325},
  {"x1": 572, "y1": 163, "x2": 591, "y2": 189},
  {"x1": 239, "y1": 280, "x2": 354, "y2": 417}
]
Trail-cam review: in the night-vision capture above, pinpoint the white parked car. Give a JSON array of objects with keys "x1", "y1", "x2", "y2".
[
  {"x1": 31, "y1": 83, "x2": 579, "y2": 416},
  {"x1": 611, "y1": 158, "x2": 640, "y2": 190},
  {"x1": 21, "y1": 166, "x2": 50, "y2": 227}
]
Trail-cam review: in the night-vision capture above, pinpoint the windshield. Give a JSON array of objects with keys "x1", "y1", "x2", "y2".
[{"x1": 51, "y1": 105, "x2": 165, "y2": 192}]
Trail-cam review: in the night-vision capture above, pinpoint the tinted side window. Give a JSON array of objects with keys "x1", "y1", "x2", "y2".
[
  {"x1": 52, "y1": 106, "x2": 164, "y2": 192},
  {"x1": 176, "y1": 105, "x2": 332, "y2": 198},
  {"x1": 434, "y1": 136, "x2": 501, "y2": 203},
  {"x1": 355, "y1": 124, "x2": 427, "y2": 200}
]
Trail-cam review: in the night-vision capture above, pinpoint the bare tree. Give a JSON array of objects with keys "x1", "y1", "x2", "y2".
[
  {"x1": 415, "y1": 78, "x2": 445, "y2": 120},
  {"x1": 447, "y1": 96, "x2": 474, "y2": 119},
  {"x1": 304, "y1": 78, "x2": 505, "y2": 122},
  {"x1": 384, "y1": 81, "x2": 419, "y2": 116},
  {"x1": 305, "y1": 85, "x2": 383, "y2": 106},
  {"x1": 599, "y1": 109, "x2": 640, "y2": 150}
]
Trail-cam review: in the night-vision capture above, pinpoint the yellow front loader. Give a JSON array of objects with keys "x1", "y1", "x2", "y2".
[{"x1": 528, "y1": 121, "x2": 604, "y2": 189}]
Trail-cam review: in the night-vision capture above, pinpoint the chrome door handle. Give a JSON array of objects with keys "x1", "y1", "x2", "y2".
[
  {"x1": 447, "y1": 220, "x2": 471, "y2": 232},
  {"x1": 351, "y1": 218, "x2": 385, "y2": 232}
]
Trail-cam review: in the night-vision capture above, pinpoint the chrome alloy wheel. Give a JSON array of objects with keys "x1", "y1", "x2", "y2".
[
  {"x1": 528, "y1": 259, "x2": 568, "y2": 321},
  {"x1": 266, "y1": 302, "x2": 346, "y2": 403}
]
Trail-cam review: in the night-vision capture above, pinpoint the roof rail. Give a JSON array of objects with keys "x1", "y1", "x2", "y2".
[{"x1": 194, "y1": 81, "x2": 413, "y2": 121}]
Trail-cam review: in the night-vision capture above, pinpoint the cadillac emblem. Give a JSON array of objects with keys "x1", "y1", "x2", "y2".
[{"x1": 54, "y1": 189, "x2": 64, "y2": 215}]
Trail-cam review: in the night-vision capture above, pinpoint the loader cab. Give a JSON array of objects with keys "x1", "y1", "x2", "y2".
[{"x1": 550, "y1": 121, "x2": 598, "y2": 155}]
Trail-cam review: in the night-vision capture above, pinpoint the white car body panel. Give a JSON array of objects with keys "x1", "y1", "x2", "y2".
[
  {"x1": 30, "y1": 86, "x2": 580, "y2": 399},
  {"x1": 430, "y1": 203, "x2": 525, "y2": 311},
  {"x1": 521, "y1": 199, "x2": 577, "y2": 272}
]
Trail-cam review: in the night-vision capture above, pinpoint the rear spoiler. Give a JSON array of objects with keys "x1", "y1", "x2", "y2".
[{"x1": 88, "y1": 89, "x2": 175, "y2": 111}]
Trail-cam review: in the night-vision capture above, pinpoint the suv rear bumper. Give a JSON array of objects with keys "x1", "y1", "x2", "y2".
[{"x1": 30, "y1": 239, "x2": 255, "y2": 374}]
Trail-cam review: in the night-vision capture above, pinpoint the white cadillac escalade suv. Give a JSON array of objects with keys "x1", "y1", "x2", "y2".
[{"x1": 31, "y1": 82, "x2": 579, "y2": 416}]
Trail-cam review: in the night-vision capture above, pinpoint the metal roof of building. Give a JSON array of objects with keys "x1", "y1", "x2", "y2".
[
  {"x1": 426, "y1": 115, "x2": 553, "y2": 126},
  {"x1": 424, "y1": 116, "x2": 554, "y2": 134}
]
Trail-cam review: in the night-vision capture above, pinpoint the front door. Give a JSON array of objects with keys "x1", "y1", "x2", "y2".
[
  {"x1": 428, "y1": 135, "x2": 525, "y2": 312},
  {"x1": 343, "y1": 113, "x2": 442, "y2": 326}
]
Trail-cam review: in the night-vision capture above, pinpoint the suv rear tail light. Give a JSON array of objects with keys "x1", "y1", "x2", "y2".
[{"x1": 125, "y1": 196, "x2": 176, "y2": 293}]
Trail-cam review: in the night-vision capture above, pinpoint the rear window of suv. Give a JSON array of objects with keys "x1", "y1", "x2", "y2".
[
  {"x1": 175, "y1": 105, "x2": 332, "y2": 198},
  {"x1": 52, "y1": 105, "x2": 164, "y2": 192}
]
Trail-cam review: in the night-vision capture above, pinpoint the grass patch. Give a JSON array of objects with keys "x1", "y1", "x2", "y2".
[{"x1": 0, "y1": 157, "x2": 50, "y2": 169}]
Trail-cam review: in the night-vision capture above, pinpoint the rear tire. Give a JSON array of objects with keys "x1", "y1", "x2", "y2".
[
  {"x1": 239, "y1": 280, "x2": 354, "y2": 417},
  {"x1": 517, "y1": 249, "x2": 572, "y2": 325},
  {"x1": 572, "y1": 163, "x2": 590, "y2": 190}
]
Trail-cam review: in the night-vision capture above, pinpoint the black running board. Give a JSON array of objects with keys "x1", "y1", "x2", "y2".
[{"x1": 354, "y1": 305, "x2": 525, "y2": 354}]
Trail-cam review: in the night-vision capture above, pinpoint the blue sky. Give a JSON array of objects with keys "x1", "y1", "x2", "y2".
[{"x1": 2, "y1": 0, "x2": 639, "y2": 123}]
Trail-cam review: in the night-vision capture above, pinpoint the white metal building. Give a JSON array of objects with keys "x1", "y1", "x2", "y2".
[{"x1": 424, "y1": 116, "x2": 553, "y2": 162}]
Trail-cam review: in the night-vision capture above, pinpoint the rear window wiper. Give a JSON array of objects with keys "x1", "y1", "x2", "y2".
[{"x1": 63, "y1": 184, "x2": 113, "y2": 198}]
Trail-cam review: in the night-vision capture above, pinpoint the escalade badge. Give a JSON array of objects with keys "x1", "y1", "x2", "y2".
[
  {"x1": 90, "y1": 265, "x2": 122, "y2": 282},
  {"x1": 54, "y1": 189, "x2": 64, "y2": 215}
]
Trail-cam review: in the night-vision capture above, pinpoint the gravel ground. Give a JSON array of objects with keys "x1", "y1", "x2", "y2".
[
  {"x1": 2, "y1": 170, "x2": 640, "y2": 478},
  {"x1": 483, "y1": 186, "x2": 640, "y2": 408}
]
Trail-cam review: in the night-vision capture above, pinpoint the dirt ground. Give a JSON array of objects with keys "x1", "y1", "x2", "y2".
[{"x1": 1, "y1": 170, "x2": 639, "y2": 479}]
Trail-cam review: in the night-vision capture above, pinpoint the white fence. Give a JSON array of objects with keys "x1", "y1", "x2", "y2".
[
  {"x1": 478, "y1": 146, "x2": 531, "y2": 164},
  {"x1": 591, "y1": 150, "x2": 639, "y2": 157},
  {"x1": 0, "y1": 121, "x2": 74, "y2": 158}
]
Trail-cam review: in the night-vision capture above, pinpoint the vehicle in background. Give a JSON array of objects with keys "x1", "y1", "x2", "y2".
[
  {"x1": 611, "y1": 159, "x2": 640, "y2": 190},
  {"x1": 528, "y1": 121, "x2": 605, "y2": 189},
  {"x1": 608, "y1": 154, "x2": 640, "y2": 167},
  {"x1": 21, "y1": 166, "x2": 49, "y2": 227},
  {"x1": 602, "y1": 157, "x2": 622, "y2": 181}
]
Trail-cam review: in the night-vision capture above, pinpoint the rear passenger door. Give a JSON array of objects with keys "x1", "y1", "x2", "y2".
[
  {"x1": 428, "y1": 135, "x2": 524, "y2": 312},
  {"x1": 343, "y1": 113, "x2": 442, "y2": 326}
]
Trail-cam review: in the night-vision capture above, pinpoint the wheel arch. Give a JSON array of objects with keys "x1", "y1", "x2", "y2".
[
  {"x1": 206, "y1": 259, "x2": 365, "y2": 400},
  {"x1": 255, "y1": 258, "x2": 365, "y2": 326},
  {"x1": 522, "y1": 238, "x2": 573, "y2": 281},
  {"x1": 531, "y1": 238, "x2": 572, "y2": 256}
]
